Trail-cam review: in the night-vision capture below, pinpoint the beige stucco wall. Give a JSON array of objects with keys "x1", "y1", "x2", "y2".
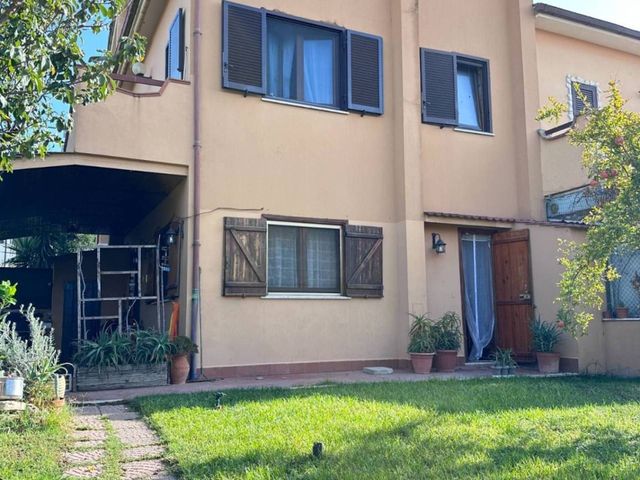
[
  {"x1": 68, "y1": 82, "x2": 192, "y2": 168},
  {"x1": 200, "y1": 213, "x2": 402, "y2": 367},
  {"x1": 536, "y1": 29, "x2": 640, "y2": 195},
  {"x1": 419, "y1": 0, "x2": 543, "y2": 220}
]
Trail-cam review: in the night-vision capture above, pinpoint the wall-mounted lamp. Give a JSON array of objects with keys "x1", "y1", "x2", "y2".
[
  {"x1": 432, "y1": 233, "x2": 446, "y2": 254},
  {"x1": 163, "y1": 226, "x2": 178, "y2": 246}
]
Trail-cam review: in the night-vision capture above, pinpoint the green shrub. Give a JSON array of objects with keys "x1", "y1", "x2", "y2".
[
  {"x1": 74, "y1": 328, "x2": 171, "y2": 369},
  {"x1": 408, "y1": 314, "x2": 435, "y2": 354},
  {"x1": 531, "y1": 315, "x2": 561, "y2": 353},
  {"x1": 432, "y1": 311, "x2": 462, "y2": 351},
  {"x1": 491, "y1": 347, "x2": 517, "y2": 367},
  {"x1": 0, "y1": 305, "x2": 67, "y2": 406},
  {"x1": 170, "y1": 335, "x2": 199, "y2": 356}
]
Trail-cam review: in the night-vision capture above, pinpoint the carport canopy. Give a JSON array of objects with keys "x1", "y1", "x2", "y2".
[{"x1": 0, "y1": 163, "x2": 185, "y2": 240}]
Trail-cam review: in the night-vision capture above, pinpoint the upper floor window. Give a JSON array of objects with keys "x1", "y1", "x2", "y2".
[
  {"x1": 571, "y1": 81, "x2": 598, "y2": 118},
  {"x1": 267, "y1": 18, "x2": 340, "y2": 108},
  {"x1": 165, "y1": 9, "x2": 185, "y2": 80},
  {"x1": 421, "y1": 48, "x2": 492, "y2": 133},
  {"x1": 221, "y1": 1, "x2": 383, "y2": 115}
]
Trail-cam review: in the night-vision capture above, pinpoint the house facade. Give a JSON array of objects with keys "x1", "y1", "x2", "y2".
[{"x1": 6, "y1": 0, "x2": 640, "y2": 376}]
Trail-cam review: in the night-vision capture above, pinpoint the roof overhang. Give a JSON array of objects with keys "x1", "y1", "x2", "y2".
[
  {"x1": 0, "y1": 158, "x2": 185, "y2": 240},
  {"x1": 534, "y1": 3, "x2": 640, "y2": 56}
]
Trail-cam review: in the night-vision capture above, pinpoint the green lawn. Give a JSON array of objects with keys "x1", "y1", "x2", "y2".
[
  {"x1": 134, "y1": 377, "x2": 640, "y2": 480},
  {"x1": 0, "y1": 407, "x2": 70, "y2": 480}
]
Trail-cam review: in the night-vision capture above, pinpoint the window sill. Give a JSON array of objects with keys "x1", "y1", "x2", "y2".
[
  {"x1": 262, "y1": 294, "x2": 351, "y2": 300},
  {"x1": 603, "y1": 317, "x2": 640, "y2": 322},
  {"x1": 261, "y1": 97, "x2": 349, "y2": 115},
  {"x1": 454, "y1": 127, "x2": 494, "y2": 137}
]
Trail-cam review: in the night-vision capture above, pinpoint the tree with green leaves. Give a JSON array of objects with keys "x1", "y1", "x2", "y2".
[
  {"x1": 0, "y1": 0, "x2": 145, "y2": 173},
  {"x1": 7, "y1": 233, "x2": 96, "y2": 268},
  {"x1": 538, "y1": 82, "x2": 640, "y2": 335}
]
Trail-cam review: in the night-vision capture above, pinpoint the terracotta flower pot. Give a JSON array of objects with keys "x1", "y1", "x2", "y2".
[
  {"x1": 536, "y1": 352, "x2": 560, "y2": 374},
  {"x1": 434, "y1": 350, "x2": 458, "y2": 372},
  {"x1": 170, "y1": 354, "x2": 190, "y2": 384},
  {"x1": 616, "y1": 307, "x2": 630, "y2": 319},
  {"x1": 410, "y1": 353, "x2": 435, "y2": 374}
]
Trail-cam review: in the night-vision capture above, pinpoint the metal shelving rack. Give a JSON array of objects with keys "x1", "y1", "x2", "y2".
[{"x1": 76, "y1": 244, "x2": 163, "y2": 343}]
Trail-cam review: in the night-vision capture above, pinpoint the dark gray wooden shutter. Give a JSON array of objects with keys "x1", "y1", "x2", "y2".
[
  {"x1": 167, "y1": 9, "x2": 185, "y2": 79},
  {"x1": 572, "y1": 82, "x2": 597, "y2": 116},
  {"x1": 223, "y1": 217, "x2": 267, "y2": 297},
  {"x1": 344, "y1": 225, "x2": 383, "y2": 298},
  {"x1": 222, "y1": 1, "x2": 266, "y2": 94},
  {"x1": 347, "y1": 30, "x2": 383, "y2": 115},
  {"x1": 421, "y1": 48, "x2": 457, "y2": 125}
]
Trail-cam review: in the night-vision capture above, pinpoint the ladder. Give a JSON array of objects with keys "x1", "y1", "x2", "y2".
[{"x1": 76, "y1": 244, "x2": 163, "y2": 342}]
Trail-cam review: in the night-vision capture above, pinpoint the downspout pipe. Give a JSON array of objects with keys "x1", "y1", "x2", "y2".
[{"x1": 189, "y1": 0, "x2": 202, "y2": 380}]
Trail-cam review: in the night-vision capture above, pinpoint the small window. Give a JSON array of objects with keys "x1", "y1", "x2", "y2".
[
  {"x1": 421, "y1": 49, "x2": 492, "y2": 132},
  {"x1": 267, "y1": 17, "x2": 340, "y2": 108},
  {"x1": 267, "y1": 223, "x2": 341, "y2": 294},
  {"x1": 572, "y1": 82, "x2": 598, "y2": 117},
  {"x1": 166, "y1": 10, "x2": 185, "y2": 80}
]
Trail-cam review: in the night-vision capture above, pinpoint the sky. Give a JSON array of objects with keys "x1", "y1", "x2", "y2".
[{"x1": 533, "y1": 0, "x2": 640, "y2": 31}]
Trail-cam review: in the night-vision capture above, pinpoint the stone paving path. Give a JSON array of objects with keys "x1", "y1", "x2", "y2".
[{"x1": 64, "y1": 403, "x2": 176, "y2": 479}]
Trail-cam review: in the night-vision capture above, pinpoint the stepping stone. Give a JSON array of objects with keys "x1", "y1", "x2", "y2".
[
  {"x1": 72, "y1": 416, "x2": 104, "y2": 430},
  {"x1": 74, "y1": 406, "x2": 101, "y2": 416},
  {"x1": 99, "y1": 404, "x2": 131, "y2": 416},
  {"x1": 107, "y1": 411, "x2": 140, "y2": 421},
  {"x1": 72, "y1": 440, "x2": 105, "y2": 450},
  {"x1": 111, "y1": 419, "x2": 155, "y2": 434},
  {"x1": 121, "y1": 459, "x2": 170, "y2": 479},
  {"x1": 63, "y1": 464, "x2": 103, "y2": 478},
  {"x1": 363, "y1": 366, "x2": 394, "y2": 375},
  {"x1": 72, "y1": 430, "x2": 107, "y2": 441},
  {"x1": 122, "y1": 445, "x2": 165, "y2": 461},
  {"x1": 63, "y1": 449, "x2": 105, "y2": 465}
]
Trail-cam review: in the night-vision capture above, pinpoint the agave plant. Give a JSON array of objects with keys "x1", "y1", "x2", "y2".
[
  {"x1": 74, "y1": 329, "x2": 132, "y2": 370},
  {"x1": 132, "y1": 329, "x2": 172, "y2": 365}
]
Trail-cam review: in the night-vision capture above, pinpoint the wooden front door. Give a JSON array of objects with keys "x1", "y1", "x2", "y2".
[{"x1": 492, "y1": 229, "x2": 534, "y2": 361}]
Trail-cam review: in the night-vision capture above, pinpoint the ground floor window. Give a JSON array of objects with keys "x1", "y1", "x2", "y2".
[
  {"x1": 607, "y1": 250, "x2": 640, "y2": 318},
  {"x1": 267, "y1": 222, "x2": 341, "y2": 294}
]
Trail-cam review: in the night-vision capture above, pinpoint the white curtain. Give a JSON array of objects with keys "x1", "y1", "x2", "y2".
[
  {"x1": 461, "y1": 234, "x2": 496, "y2": 361},
  {"x1": 267, "y1": 226, "x2": 298, "y2": 289},
  {"x1": 303, "y1": 39, "x2": 334, "y2": 105}
]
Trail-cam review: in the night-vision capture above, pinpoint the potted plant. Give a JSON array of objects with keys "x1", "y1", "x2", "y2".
[
  {"x1": 491, "y1": 348, "x2": 517, "y2": 376},
  {"x1": 407, "y1": 314, "x2": 435, "y2": 374},
  {"x1": 169, "y1": 335, "x2": 198, "y2": 384},
  {"x1": 616, "y1": 301, "x2": 629, "y2": 319},
  {"x1": 74, "y1": 328, "x2": 172, "y2": 391},
  {"x1": 432, "y1": 312, "x2": 462, "y2": 372},
  {"x1": 531, "y1": 315, "x2": 561, "y2": 373}
]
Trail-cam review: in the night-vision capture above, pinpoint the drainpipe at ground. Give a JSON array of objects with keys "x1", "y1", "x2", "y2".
[{"x1": 189, "y1": 0, "x2": 202, "y2": 380}]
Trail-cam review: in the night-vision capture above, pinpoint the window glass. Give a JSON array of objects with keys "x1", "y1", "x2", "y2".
[
  {"x1": 268, "y1": 225, "x2": 299, "y2": 289},
  {"x1": 267, "y1": 17, "x2": 339, "y2": 107},
  {"x1": 305, "y1": 228, "x2": 340, "y2": 290},
  {"x1": 456, "y1": 64, "x2": 480, "y2": 129},
  {"x1": 607, "y1": 250, "x2": 640, "y2": 318},
  {"x1": 267, "y1": 224, "x2": 340, "y2": 293}
]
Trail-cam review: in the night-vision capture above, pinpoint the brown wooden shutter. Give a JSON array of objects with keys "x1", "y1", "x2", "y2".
[
  {"x1": 223, "y1": 217, "x2": 267, "y2": 296},
  {"x1": 344, "y1": 225, "x2": 383, "y2": 298}
]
